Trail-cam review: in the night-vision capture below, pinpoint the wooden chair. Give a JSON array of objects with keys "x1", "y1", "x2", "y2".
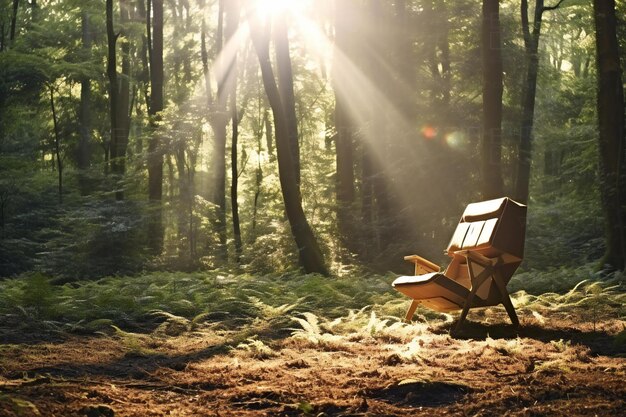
[{"x1": 392, "y1": 197, "x2": 527, "y2": 331}]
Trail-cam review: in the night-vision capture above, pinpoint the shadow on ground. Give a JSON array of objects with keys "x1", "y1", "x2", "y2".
[{"x1": 434, "y1": 320, "x2": 624, "y2": 356}]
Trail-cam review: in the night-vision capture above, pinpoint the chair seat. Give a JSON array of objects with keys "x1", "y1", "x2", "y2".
[
  {"x1": 392, "y1": 273, "x2": 469, "y2": 312},
  {"x1": 392, "y1": 272, "x2": 501, "y2": 312}
]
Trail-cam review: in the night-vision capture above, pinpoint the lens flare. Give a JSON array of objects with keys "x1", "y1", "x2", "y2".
[
  {"x1": 444, "y1": 130, "x2": 469, "y2": 149},
  {"x1": 421, "y1": 124, "x2": 438, "y2": 140}
]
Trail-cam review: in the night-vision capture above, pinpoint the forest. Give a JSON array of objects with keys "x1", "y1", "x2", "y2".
[{"x1": 0, "y1": 0, "x2": 625, "y2": 416}]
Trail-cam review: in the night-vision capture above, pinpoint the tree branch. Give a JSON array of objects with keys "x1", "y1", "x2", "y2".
[{"x1": 543, "y1": 0, "x2": 566, "y2": 12}]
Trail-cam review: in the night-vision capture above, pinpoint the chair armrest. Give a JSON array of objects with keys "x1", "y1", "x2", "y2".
[
  {"x1": 404, "y1": 255, "x2": 440, "y2": 274},
  {"x1": 453, "y1": 250, "x2": 498, "y2": 267}
]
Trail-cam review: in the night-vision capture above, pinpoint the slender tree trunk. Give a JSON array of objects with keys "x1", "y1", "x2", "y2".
[
  {"x1": 515, "y1": 0, "x2": 542, "y2": 204},
  {"x1": 593, "y1": 0, "x2": 626, "y2": 271},
  {"x1": 274, "y1": 14, "x2": 300, "y2": 186},
  {"x1": 49, "y1": 85, "x2": 63, "y2": 204},
  {"x1": 9, "y1": 0, "x2": 18, "y2": 44},
  {"x1": 372, "y1": 0, "x2": 393, "y2": 250},
  {"x1": 249, "y1": 11, "x2": 328, "y2": 275},
  {"x1": 106, "y1": 0, "x2": 120, "y2": 187},
  {"x1": 333, "y1": 0, "x2": 356, "y2": 247},
  {"x1": 481, "y1": 0, "x2": 504, "y2": 199},
  {"x1": 228, "y1": 1, "x2": 242, "y2": 261},
  {"x1": 201, "y1": 17, "x2": 211, "y2": 103},
  {"x1": 515, "y1": 0, "x2": 564, "y2": 204},
  {"x1": 251, "y1": 111, "x2": 265, "y2": 236},
  {"x1": 148, "y1": 0, "x2": 164, "y2": 253},
  {"x1": 1, "y1": 23, "x2": 5, "y2": 52},
  {"x1": 114, "y1": 0, "x2": 131, "y2": 201},
  {"x1": 209, "y1": 0, "x2": 230, "y2": 259},
  {"x1": 264, "y1": 108, "x2": 273, "y2": 154},
  {"x1": 174, "y1": 141, "x2": 188, "y2": 248},
  {"x1": 78, "y1": 9, "x2": 92, "y2": 196},
  {"x1": 231, "y1": 103, "x2": 243, "y2": 261}
]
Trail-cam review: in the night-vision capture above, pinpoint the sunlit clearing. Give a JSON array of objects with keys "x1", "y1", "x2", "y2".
[{"x1": 253, "y1": 0, "x2": 311, "y2": 20}]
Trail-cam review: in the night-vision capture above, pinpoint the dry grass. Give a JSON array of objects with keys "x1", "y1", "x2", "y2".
[{"x1": 0, "y1": 270, "x2": 624, "y2": 416}]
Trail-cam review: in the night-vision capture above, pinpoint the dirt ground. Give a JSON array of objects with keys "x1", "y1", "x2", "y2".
[{"x1": 1, "y1": 310, "x2": 625, "y2": 417}]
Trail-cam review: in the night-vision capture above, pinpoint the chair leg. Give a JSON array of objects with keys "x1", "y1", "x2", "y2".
[
  {"x1": 405, "y1": 300, "x2": 420, "y2": 322},
  {"x1": 454, "y1": 265, "x2": 493, "y2": 332},
  {"x1": 455, "y1": 296, "x2": 474, "y2": 332},
  {"x1": 493, "y1": 272, "x2": 519, "y2": 327}
]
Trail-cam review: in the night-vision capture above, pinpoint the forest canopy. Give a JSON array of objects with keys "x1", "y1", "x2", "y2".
[{"x1": 0, "y1": 0, "x2": 625, "y2": 279}]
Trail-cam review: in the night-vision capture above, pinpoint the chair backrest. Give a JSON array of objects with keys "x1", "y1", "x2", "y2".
[
  {"x1": 446, "y1": 197, "x2": 526, "y2": 264},
  {"x1": 444, "y1": 198, "x2": 526, "y2": 301}
]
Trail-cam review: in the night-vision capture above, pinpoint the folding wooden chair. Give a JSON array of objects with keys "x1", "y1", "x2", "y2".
[{"x1": 392, "y1": 197, "x2": 527, "y2": 331}]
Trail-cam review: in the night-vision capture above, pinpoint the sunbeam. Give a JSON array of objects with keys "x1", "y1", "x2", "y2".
[{"x1": 291, "y1": 13, "x2": 454, "y2": 236}]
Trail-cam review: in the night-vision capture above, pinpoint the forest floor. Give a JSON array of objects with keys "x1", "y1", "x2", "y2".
[{"x1": 1, "y1": 307, "x2": 625, "y2": 417}]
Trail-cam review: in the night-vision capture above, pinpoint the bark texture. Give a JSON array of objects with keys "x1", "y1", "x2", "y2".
[
  {"x1": 481, "y1": 0, "x2": 504, "y2": 199},
  {"x1": 594, "y1": 0, "x2": 626, "y2": 270}
]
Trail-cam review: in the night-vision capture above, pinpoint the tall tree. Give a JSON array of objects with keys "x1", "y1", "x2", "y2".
[
  {"x1": 148, "y1": 0, "x2": 164, "y2": 252},
  {"x1": 249, "y1": 10, "x2": 328, "y2": 275},
  {"x1": 274, "y1": 13, "x2": 300, "y2": 186},
  {"x1": 78, "y1": 9, "x2": 92, "y2": 196},
  {"x1": 593, "y1": 0, "x2": 626, "y2": 271},
  {"x1": 332, "y1": 0, "x2": 356, "y2": 247},
  {"x1": 227, "y1": 0, "x2": 242, "y2": 261},
  {"x1": 480, "y1": 0, "x2": 504, "y2": 199},
  {"x1": 9, "y1": 0, "x2": 18, "y2": 45},
  {"x1": 106, "y1": 0, "x2": 121, "y2": 193},
  {"x1": 48, "y1": 83, "x2": 63, "y2": 203},
  {"x1": 514, "y1": 0, "x2": 564, "y2": 204},
  {"x1": 106, "y1": 0, "x2": 132, "y2": 201},
  {"x1": 208, "y1": 0, "x2": 233, "y2": 259}
]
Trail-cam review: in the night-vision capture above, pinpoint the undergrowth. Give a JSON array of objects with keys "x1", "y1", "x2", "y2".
[
  {"x1": 0, "y1": 270, "x2": 404, "y2": 336},
  {"x1": 0, "y1": 265, "x2": 623, "y2": 343}
]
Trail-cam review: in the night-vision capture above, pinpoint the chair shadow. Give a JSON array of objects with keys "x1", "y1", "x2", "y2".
[{"x1": 435, "y1": 320, "x2": 624, "y2": 357}]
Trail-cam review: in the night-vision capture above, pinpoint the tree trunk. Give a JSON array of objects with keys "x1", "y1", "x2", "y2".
[
  {"x1": 78, "y1": 9, "x2": 92, "y2": 196},
  {"x1": 593, "y1": 0, "x2": 626, "y2": 271},
  {"x1": 228, "y1": 1, "x2": 242, "y2": 261},
  {"x1": 49, "y1": 85, "x2": 62, "y2": 204},
  {"x1": 515, "y1": 0, "x2": 564, "y2": 204},
  {"x1": 481, "y1": 0, "x2": 504, "y2": 199},
  {"x1": 333, "y1": 0, "x2": 356, "y2": 248},
  {"x1": 106, "y1": 0, "x2": 120, "y2": 186},
  {"x1": 148, "y1": 0, "x2": 164, "y2": 253},
  {"x1": 114, "y1": 0, "x2": 131, "y2": 201},
  {"x1": 251, "y1": 116, "x2": 265, "y2": 237},
  {"x1": 274, "y1": 14, "x2": 300, "y2": 186},
  {"x1": 515, "y1": 0, "x2": 542, "y2": 204},
  {"x1": 250, "y1": 11, "x2": 328, "y2": 275},
  {"x1": 231, "y1": 104, "x2": 243, "y2": 261},
  {"x1": 209, "y1": 0, "x2": 231, "y2": 259},
  {"x1": 10, "y1": 0, "x2": 18, "y2": 44},
  {"x1": 106, "y1": 0, "x2": 131, "y2": 201}
]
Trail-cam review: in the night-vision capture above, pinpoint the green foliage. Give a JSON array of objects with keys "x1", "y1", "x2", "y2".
[
  {"x1": 0, "y1": 0, "x2": 620, "y2": 277},
  {"x1": 512, "y1": 268, "x2": 626, "y2": 328},
  {"x1": 524, "y1": 197, "x2": 604, "y2": 270},
  {"x1": 0, "y1": 270, "x2": 405, "y2": 335}
]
